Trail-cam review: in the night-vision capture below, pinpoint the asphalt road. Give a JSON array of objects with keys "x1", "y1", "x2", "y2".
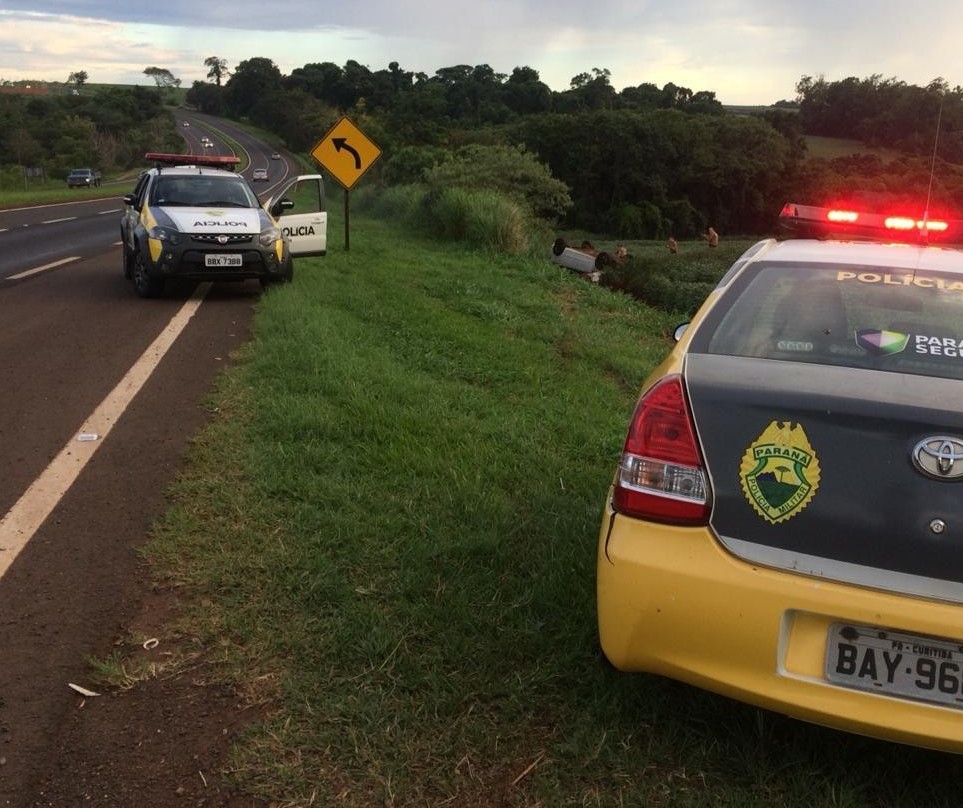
[{"x1": 0, "y1": 182, "x2": 263, "y2": 803}]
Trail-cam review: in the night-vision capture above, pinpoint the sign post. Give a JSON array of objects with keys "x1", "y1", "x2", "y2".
[{"x1": 310, "y1": 116, "x2": 383, "y2": 251}]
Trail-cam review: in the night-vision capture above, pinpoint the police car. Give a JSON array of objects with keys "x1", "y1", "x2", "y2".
[
  {"x1": 120, "y1": 153, "x2": 327, "y2": 297},
  {"x1": 598, "y1": 202, "x2": 963, "y2": 752}
]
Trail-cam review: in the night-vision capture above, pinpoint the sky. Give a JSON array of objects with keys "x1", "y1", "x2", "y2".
[{"x1": 1, "y1": 1, "x2": 962, "y2": 105}]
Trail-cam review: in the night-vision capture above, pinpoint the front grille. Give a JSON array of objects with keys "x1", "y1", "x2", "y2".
[{"x1": 192, "y1": 233, "x2": 254, "y2": 245}]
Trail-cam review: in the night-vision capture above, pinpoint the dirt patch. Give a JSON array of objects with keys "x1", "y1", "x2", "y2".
[{"x1": 23, "y1": 585, "x2": 268, "y2": 808}]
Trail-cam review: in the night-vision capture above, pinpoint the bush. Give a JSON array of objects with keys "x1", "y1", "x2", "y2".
[
  {"x1": 422, "y1": 143, "x2": 572, "y2": 223},
  {"x1": 382, "y1": 145, "x2": 451, "y2": 185},
  {"x1": 353, "y1": 183, "x2": 426, "y2": 221},
  {"x1": 599, "y1": 248, "x2": 723, "y2": 314},
  {"x1": 355, "y1": 183, "x2": 538, "y2": 254},
  {"x1": 422, "y1": 186, "x2": 532, "y2": 253}
]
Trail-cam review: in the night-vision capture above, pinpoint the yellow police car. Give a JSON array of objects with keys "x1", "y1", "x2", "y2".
[
  {"x1": 598, "y1": 202, "x2": 963, "y2": 752},
  {"x1": 120, "y1": 153, "x2": 327, "y2": 297}
]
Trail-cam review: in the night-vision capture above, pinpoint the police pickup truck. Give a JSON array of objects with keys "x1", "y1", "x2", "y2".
[{"x1": 120, "y1": 153, "x2": 327, "y2": 297}]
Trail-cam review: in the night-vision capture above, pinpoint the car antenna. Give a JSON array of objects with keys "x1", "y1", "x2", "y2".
[{"x1": 921, "y1": 95, "x2": 944, "y2": 243}]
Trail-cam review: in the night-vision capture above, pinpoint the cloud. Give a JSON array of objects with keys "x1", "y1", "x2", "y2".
[{"x1": 2, "y1": 1, "x2": 963, "y2": 104}]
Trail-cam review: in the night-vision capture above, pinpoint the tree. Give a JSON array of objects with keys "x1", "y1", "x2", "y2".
[
  {"x1": 557, "y1": 68, "x2": 616, "y2": 112},
  {"x1": 67, "y1": 71, "x2": 88, "y2": 87},
  {"x1": 186, "y1": 80, "x2": 225, "y2": 115},
  {"x1": 143, "y1": 66, "x2": 181, "y2": 89},
  {"x1": 204, "y1": 56, "x2": 229, "y2": 86},
  {"x1": 503, "y1": 66, "x2": 552, "y2": 116},
  {"x1": 224, "y1": 57, "x2": 284, "y2": 119}
]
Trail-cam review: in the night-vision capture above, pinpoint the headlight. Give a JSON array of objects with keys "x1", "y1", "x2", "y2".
[
  {"x1": 259, "y1": 226, "x2": 281, "y2": 247},
  {"x1": 147, "y1": 225, "x2": 182, "y2": 246}
]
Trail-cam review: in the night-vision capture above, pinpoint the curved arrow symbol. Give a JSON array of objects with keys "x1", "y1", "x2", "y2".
[{"x1": 332, "y1": 138, "x2": 362, "y2": 170}]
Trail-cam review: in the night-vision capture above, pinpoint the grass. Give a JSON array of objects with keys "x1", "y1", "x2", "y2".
[
  {"x1": 112, "y1": 216, "x2": 963, "y2": 806},
  {"x1": 0, "y1": 181, "x2": 127, "y2": 209},
  {"x1": 803, "y1": 135, "x2": 904, "y2": 162}
]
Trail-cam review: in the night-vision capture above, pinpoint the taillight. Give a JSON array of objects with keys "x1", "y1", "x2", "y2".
[{"x1": 612, "y1": 375, "x2": 710, "y2": 525}]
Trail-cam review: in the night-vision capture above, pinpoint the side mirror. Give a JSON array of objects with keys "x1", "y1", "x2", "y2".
[
  {"x1": 270, "y1": 198, "x2": 295, "y2": 217},
  {"x1": 673, "y1": 323, "x2": 689, "y2": 342}
]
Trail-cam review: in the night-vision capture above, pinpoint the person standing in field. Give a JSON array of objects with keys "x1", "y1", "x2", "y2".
[{"x1": 704, "y1": 227, "x2": 719, "y2": 247}]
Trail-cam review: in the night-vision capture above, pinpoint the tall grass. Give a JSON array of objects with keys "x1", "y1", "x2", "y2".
[
  {"x1": 136, "y1": 213, "x2": 963, "y2": 806},
  {"x1": 355, "y1": 184, "x2": 550, "y2": 256}
]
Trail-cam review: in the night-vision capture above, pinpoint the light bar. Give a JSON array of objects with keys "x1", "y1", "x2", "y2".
[
  {"x1": 778, "y1": 201, "x2": 960, "y2": 243},
  {"x1": 144, "y1": 152, "x2": 240, "y2": 170}
]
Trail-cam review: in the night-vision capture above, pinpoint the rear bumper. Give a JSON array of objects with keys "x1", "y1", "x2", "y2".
[{"x1": 597, "y1": 494, "x2": 963, "y2": 753}]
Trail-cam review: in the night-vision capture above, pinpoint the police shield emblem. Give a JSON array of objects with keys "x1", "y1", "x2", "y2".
[{"x1": 740, "y1": 421, "x2": 821, "y2": 524}]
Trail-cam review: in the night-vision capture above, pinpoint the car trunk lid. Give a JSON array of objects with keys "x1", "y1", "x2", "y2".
[{"x1": 686, "y1": 352, "x2": 963, "y2": 602}]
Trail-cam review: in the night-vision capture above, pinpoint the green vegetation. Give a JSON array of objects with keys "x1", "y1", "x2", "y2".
[
  {"x1": 7, "y1": 66, "x2": 963, "y2": 233},
  {"x1": 598, "y1": 239, "x2": 751, "y2": 314},
  {"x1": 101, "y1": 211, "x2": 963, "y2": 806},
  {"x1": 0, "y1": 84, "x2": 182, "y2": 188},
  {"x1": 802, "y1": 135, "x2": 903, "y2": 162}
]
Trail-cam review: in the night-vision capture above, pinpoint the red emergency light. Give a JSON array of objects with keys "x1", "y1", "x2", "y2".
[
  {"x1": 779, "y1": 202, "x2": 959, "y2": 244},
  {"x1": 144, "y1": 152, "x2": 240, "y2": 171}
]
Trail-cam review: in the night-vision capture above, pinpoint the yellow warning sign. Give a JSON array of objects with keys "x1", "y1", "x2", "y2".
[{"x1": 310, "y1": 116, "x2": 383, "y2": 190}]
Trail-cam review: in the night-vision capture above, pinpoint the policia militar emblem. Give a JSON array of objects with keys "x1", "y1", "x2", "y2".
[{"x1": 739, "y1": 421, "x2": 821, "y2": 524}]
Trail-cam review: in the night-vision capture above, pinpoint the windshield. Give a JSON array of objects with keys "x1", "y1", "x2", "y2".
[
  {"x1": 697, "y1": 263, "x2": 963, "y2": 381},
  {"x1": 151, "y1": 175, "x2": 258, "y2": 208}
]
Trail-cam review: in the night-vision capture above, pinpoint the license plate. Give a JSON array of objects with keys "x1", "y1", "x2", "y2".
[
  {"x1": 204, "y1": 254, "x2": 242, "y2": 267},
  {"x1": 826, "y1": 622, "x2": 963, "y2": 709}
]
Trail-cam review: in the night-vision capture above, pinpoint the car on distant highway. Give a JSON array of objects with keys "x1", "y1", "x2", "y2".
[
  {"x1": 271, "y1": 152, "x2": 281, "y2": 160},
  {"x1": 598, "y1": 201, "x2": 963, "y2": 754},
  {"x1": 252, "y1": 168, "x2": 269, "y2": 182},
  {"x1": 66, "y1": 168, "x2": 101, "y2": 188},
  {"x1": 120, "y1": 152, "x2": 328, "y2": 298}
]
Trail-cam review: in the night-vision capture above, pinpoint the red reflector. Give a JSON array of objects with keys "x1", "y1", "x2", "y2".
[
  {"x1": 827, "y1": 209, "x2": 859, "y2": 223},
  {"x1": 612, "y1": 376, "x2": 709, "y2": 526}
]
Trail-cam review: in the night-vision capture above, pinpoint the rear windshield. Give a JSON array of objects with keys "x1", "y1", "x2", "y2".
[{"x1": 698, "y1": 263, "x2": 963, "y2": 381}]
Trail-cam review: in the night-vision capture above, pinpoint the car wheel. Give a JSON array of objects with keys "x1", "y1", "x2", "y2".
[
  {"x1": 131, "y1": 249, "x2": 164, "y2": 298},
  {"x1": 260, "y1": 259, "x2": 293, "y2": 288}
]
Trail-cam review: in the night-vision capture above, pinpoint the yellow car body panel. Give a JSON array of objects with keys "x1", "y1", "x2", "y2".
[{"x1": 597, "y1": 495, "x2": 963, "y2": 753}]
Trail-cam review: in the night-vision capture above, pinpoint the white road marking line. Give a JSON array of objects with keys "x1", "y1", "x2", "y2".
[
  {"x1": 41, "y1": 217, "x2": 76, "y2": 225},
  {"x1": 0, "y1": 283, "x2": 212, "y2": 581},
  {"x1": 8, "y1": 257, "x2": 80, "y2": 280}
]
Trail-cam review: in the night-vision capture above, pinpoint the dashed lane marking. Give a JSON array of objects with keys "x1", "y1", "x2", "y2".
[{"x1": 8, "y1": 257, "x2": 80, "y2": 280}]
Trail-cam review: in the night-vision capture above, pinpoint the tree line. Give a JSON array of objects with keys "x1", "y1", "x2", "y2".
[{"x1": 4, "y1": 61, "x2": 963, "y2": 236}]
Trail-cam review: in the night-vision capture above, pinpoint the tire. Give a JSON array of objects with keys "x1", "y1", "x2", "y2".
[
  {"x1": 260, "y1": 258, "x2": 293, "y2": 288},
  {"x1": 131, "y1": 249, "x2": 164, "y2": 298}
]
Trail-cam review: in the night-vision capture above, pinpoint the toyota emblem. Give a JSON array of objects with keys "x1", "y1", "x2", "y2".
[{"x1": 912, "y1": 436, "x2": 963, "y2": 480}]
